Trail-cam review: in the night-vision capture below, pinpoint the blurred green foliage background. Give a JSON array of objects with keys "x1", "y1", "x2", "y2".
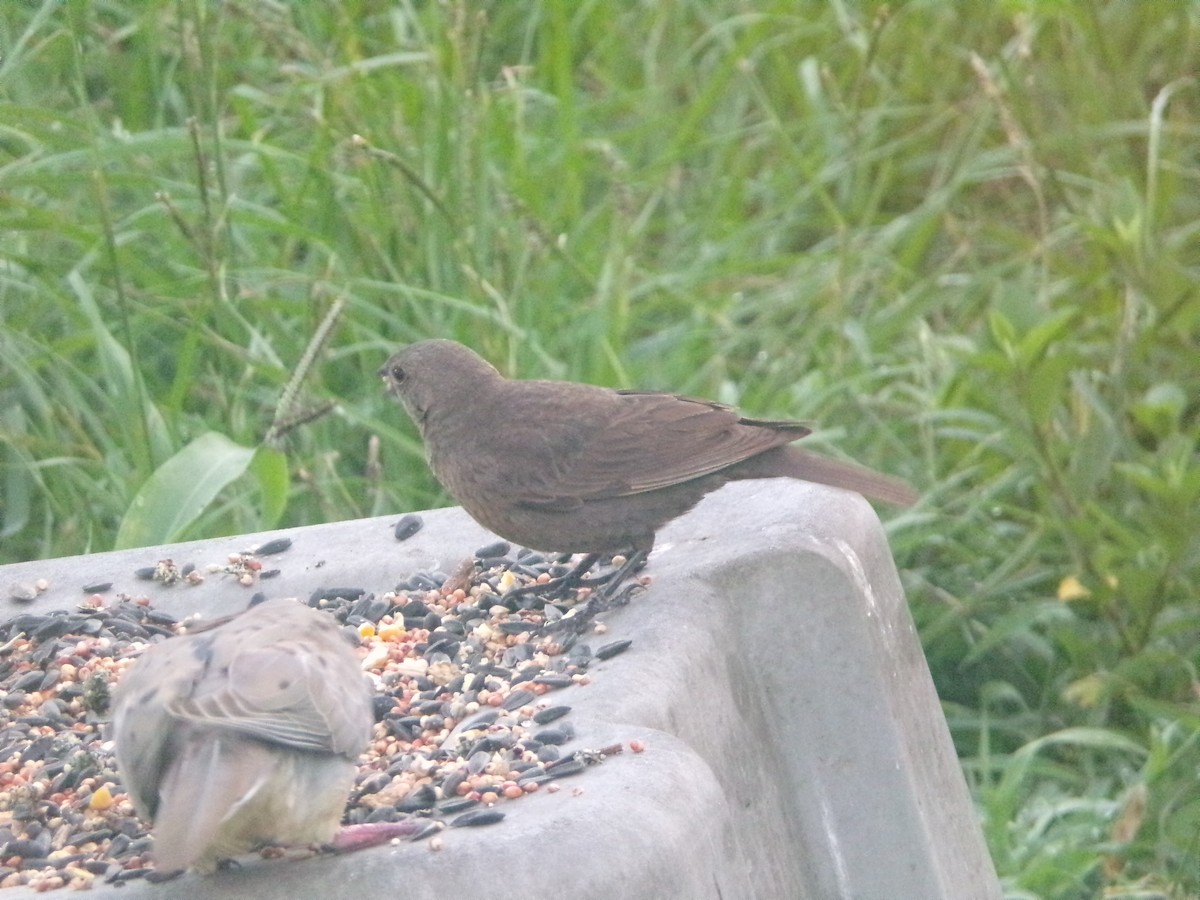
[{"x1": 1, "y1": 2, "x2": 1198, "y2": 895}]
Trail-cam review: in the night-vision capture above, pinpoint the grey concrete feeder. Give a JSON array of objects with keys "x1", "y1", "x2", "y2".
[{"x1": 0, "y1": 480, "x2": 1002, "y2": 899}]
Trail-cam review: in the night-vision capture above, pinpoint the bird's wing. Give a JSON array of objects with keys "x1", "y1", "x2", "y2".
[
  {"x1": 168, "y1": 606, "x2": 372, "y2": 757},
  {"x1": 112, "y1": 636, "x2": 193, "y2": 819},
  {"x1": 510, "y1": 390, "x2": 809, "y2": 502},
  {"x1": 148, "y1": 732, "x2": 277, "y2": 873}
]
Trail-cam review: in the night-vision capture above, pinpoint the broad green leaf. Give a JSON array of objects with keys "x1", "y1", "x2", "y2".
[
  {"x1": 115, "y1": 432, "x2": 257, "y2": 549},
  {"x1": 251, "y1": 446, "x2": 290, "y2": 530}
]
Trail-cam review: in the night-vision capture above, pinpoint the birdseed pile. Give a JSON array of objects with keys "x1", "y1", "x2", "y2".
[{"x1": 0, "y1": 520, "x2": 643, "y2": 891}]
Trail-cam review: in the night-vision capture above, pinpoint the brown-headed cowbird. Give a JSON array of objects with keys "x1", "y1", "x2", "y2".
[
  {"x1": 380, "y1": 340, "x2": 916, "y2": 564},
  {"x1": 112, "y1": 598, "x2": 373, "y2": 875}
]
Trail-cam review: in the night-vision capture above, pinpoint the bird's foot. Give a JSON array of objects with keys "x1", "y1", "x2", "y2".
[
  {"x1": 504, "y1": 550, "x2": 647, "y2": 604},
  {"x1": 574, "y1": 551, "x2": 648, "y2": 601},
  {"x1": 327, "y1": 819, "x2": 435, "y2": 854},
  {"x1": 533, "y1": 551, "x2": 648, "y2": 637},
  {"x1": 502, "y1": 552, "x2": 601, "y2": 602}
]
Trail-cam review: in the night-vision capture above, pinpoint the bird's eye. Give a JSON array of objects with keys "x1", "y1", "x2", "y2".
[{"x1": 389, "y1": 364, "x2": 406, "y2": 383}]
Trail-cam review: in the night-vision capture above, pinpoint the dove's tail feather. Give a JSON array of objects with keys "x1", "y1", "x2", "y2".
[{"x1": 151, "y1": 733, "x2": 275, "y2": 874}]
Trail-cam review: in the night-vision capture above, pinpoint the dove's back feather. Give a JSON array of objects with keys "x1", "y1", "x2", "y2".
[{"x1": 112, "y1": 599, "x2": 374, "y2": 873}]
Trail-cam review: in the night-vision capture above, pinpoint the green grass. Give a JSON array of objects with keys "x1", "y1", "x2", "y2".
[{"x1": 2, "y1": 1, "x2": 1198, "y2": 895}]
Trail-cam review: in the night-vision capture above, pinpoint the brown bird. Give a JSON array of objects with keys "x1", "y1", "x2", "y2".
[
  {"x1": 380, "y1": 340, "x2": 916, "y2": 575},
  {"x1": 112, "y1": 598, "x2": 374, "y2": 875}
]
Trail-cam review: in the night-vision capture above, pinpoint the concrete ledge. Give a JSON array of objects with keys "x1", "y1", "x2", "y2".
[{"x1": 0, "y1": 481, "x2": 1001, "y2": 899}]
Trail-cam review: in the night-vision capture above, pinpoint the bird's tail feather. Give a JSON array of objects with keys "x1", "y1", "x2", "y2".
[
  {"x1": 151, "y1": 734, "x2": 273, "y2": 873},
  {"x1": 733, "y1": 446, "x2": 918, "y2": 506}
]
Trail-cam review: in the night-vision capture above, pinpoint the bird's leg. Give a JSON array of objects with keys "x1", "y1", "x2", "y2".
[
  {"x1": 326, "y1": 819, "x2": 433, "y2": 853},
  {"x1": 504, "y1": 552, "x2": 601, "y2": 601},
  {"x1": 578, "y1": 550, "x2": 648, "y2": 597},
  {"x1": 505, "y1": 549, "x2": 647, "y2": 604},
  {"x1": 558, "y1": 552, "x2": 603, "y2": 588},
  {"x1": 542, "y1": 550, "x2": 649, "y2": 631},
  {"x1": 573, "y1": 549, "x2": 648, "y2": 611}
]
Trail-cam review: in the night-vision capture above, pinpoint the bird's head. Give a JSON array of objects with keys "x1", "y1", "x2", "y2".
[{"x1": 380, "y1": 339, "x2": 502, "y2": 431}]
